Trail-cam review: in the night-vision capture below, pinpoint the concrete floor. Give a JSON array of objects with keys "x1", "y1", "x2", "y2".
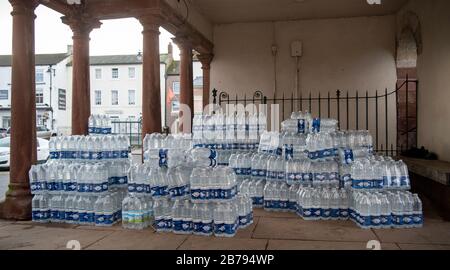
[{"x1": 1, "y1": 197, "x2": 449, "y2": 250}]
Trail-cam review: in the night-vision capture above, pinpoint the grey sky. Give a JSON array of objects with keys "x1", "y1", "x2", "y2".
[{"x1": 0, "y1": 0, "x2": 180, "y2": 59}]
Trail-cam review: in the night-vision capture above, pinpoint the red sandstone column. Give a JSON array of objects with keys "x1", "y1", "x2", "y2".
[
  {"x1": 139, "y1": 16, "x2": 162, "y2": 136},
  {"x1": 0, "y1": 0, "x2": 38, "y2": 220},
  {"x1": 173, "y1": 37, "x2": 194, "y2": 133},
  {"x1": 62, "y1": 16, "x2": 101, "y2": 135},
  {"x1": 197, "y1": 53, "x2": 214, "y2": 109}
]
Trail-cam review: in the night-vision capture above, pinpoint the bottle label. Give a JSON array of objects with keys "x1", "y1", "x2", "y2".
[
  {"x1": 359, "y1": 215, "x2": 371, "y2": 227},
  {"x1": 302, "y1": 208, "x2": 313, "y2": 218},
  {"x1": 95, "y1": 214, "x2": 105, "y2": 225},
  {"x1": 86, "y1": 212, "x2": 94, "y2": 224},
  {"x1": 191, "y1": 189, "x2": 202, "y2": 201},
  {"x1": 214, "y1": 222, "x2": 236, "y2": 236},
  {"x1": 50, "y1": 210, "x2": 60, "y2": 220},
  {"x1": 352, "y1": 179, "x2": 383, "y2": 189},
  {"x1": 202, "y1": 222, "x2": 213, "y2": 234},
  {"x1": 72, "y1": 212, "x2": 80, "y2": 222},
  {"x1": 297, "y1": 119, "x2": 306, "y2": 134},
  {"x1": 172, "y1": 218, "x2": 183, "y2": 232},
  {"x1": 322, "y1": 208, "x2": 331, "y2": 218},
  {"x1": 370, "y1": 216, "x2": 382, "y2": 227},
  {"x1": 288, "y1": 201, "x2": 297, "y2": 211},
  {"x1": 330, "y1": 208, "x2": 339, "y2": 218},
  {"x1": 252, "y1": 197, "x2": 264, "y2": 206},
  {"x1": 381, "y1": 215, "x2": 392, "y2": 227},
  {"x1": 312, "y1": 208, "x2": 322, "y2": 218},
  {"x1": 312, "y1": 118, "x2": 321, "y2": 133},
  {"x1": 78, "y1": 211, "x2": 87, "y2": 223},
  {"x1": 413, "y1": 214, "x2": 423, "y2": 225},
  {"x1": 343, "y1": 149, "x2": 354, "y2": 164},
  {"x1": 93, "y1": 183, "x2": 103, "y2": 193},
  {"x1": 339, "y1": 208, "x2": 349, "y2": 219}
]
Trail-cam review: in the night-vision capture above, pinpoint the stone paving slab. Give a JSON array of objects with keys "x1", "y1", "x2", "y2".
[
  {"x1": 234, "y1": 217, "x2": 260, "y2": 239},
  {"x1": 267, "y1": 240, "x2": 400, "y2": 250},
  {"x1": 86, "y1": 231, "x2": 187, "y2": 250},
  {"x1": 372, "y1": 219, "x2": 450, "y2": 245},
  {"x1": 252, "y1": 217, "x2": 379, "y2": 242},
  {"x1": 397, "y1": 243, "x2": 450, "y2": 250},
  {"x1": 0, "y1": 224, "x2": 112, "y2": 250},
  {"x1": 178, "y1": 235, "x2": 267, "y2": 250}
]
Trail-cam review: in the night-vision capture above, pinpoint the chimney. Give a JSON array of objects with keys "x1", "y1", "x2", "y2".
[
  {"x1": 168, "y1": 42, "x2": 173, "y2": 57},
  {"x1": 67, "y1": 45, "x2": 73, "y2": 55}
]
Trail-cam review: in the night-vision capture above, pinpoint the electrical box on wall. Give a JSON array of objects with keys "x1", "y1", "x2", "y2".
[{"x1": 291, "y1": 41, "x2": 303, "y2": 57}]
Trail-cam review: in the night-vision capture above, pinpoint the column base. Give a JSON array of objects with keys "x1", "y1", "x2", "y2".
[{"x1": 0, "y1": 182, "x2": 32, "y2": 221}]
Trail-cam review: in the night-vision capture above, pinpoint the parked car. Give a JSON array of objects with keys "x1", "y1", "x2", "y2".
[
  {"x1": 0, "y1": 128, "x2": 7, "y2": 138},
  {"x1": 6, "y1": 126, "x2": 56, "y2": 140},
  {"x1": 0, "y1": 137, "x2": 49, "y2": 169}
]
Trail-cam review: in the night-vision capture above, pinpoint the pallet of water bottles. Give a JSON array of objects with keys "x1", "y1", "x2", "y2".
[
  {"x1": 48, "y1": 135, "x2": 130, "y2": 161},
  {"x1": 151, "y1": 196, "x2": 254, "y2": 237},
  {"x1": 88, "y1": 114, "x2": 113, "y2": 135}
]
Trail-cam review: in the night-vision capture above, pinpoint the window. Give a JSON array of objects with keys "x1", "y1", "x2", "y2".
[
  {"x1": 0, "y1": 90, "x2": 8, "y2": 100},
  {"x1": 36, "y1": 69, "x2": 44, "y2": 83},
  {"x1": 36, "y1": 89, "x2": 44, "y2": 104},
  {"x1": 112, "y1": 68, "x2": 119, "y2": 79},
  {"x1": 173, "y1": 81, "x2": 180, "y2": 95},
  {"x1": 111, "y1": 90, "x2": 118, "y2": 105},
  {"x1": 172, "y1": 100, "x2": 180, "y2": 113},
  {"x1": 94, "y1": 90, "x2": 102, "y2": 105},
  {"x1": 2, "y1": 117, "x2": 10, "y2": 129},
  {"x1": 37, "y1": 115, "x2": 45, "y2": 126},
  {"x1": 128, "y1": 67, "x2": 136, "y2": 79},
  {"x1": 95, "y1": 68, "x2": 102, "y2": 79},
  {"x1": 128, "y1": 90, "x2": 136, "y2": 105}
]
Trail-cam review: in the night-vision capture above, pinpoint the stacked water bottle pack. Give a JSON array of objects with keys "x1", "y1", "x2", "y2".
[
  {"x1": 350, "y1": 190, "x2": 423, "y2": 229},
  {"x1": 192, "y1": 111, "x2": 267, "y2": 166},
  {"x1": 228, "y1": 111, "x2": 424, "y2": 229},
  {"x1": 29, "y1": 161, "x2": 129, "y2": 225},
  {"x1": 88, "y1": 114, "x2": 112, "y2": 135},
  {"x1": 281, "y1": 111, "x2": 338, "y2": 134},
  {"x1": 296, "y1": 186, "x2": 350, "y2": 220},
  {"x1": 143, "y1": 133, "x2": 192, "y2": 168},
  {"x1": 122, "y1": 134, "x2": 254, "y2": 237},
  {"x1": 351, "y1": 156, "x2": 411, "y2": 190},
  {"x1": 30, "y1": 132, "x2": 131, "y2": 226},
  {"x1": 49, "y1": 135, "x2": 130, "y2": 161}
]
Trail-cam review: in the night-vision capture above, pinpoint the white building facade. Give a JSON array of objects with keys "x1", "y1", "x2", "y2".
[
  {"x1": 0, "y1": 53, "x2": 71, "y2": 133},
  {"x1": 0, "y1": 45, "x2": 203, "y2": 135}
]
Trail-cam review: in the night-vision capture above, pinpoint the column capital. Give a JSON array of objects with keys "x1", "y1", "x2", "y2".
[
  {"x1": 138, "y1": 14, "x2": 163, "y2": 34},
  {"x1": 9, "y1": 0, "x2": 39, "y2": 16},
  {"x1": 197, "y1": 53, "x2": 214, "y2": 69},
  {"x1": 62, "y1": 14, "x2": 102, "y2": 38},
  {"x1": 172, "y1": 35, "x2": 194, "y2": 51}
]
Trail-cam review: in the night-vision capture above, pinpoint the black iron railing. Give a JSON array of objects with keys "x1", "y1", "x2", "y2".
[
  {"x1": 212, "y1": 76, "x2": 418, "y2": 157},
  {"x1": 111, "y1": 120, "x2": 142, "y2": 147}
]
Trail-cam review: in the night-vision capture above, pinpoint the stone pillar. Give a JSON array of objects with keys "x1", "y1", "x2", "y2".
[
  {"x1": 139, "y1": 16, "x2": 162, "y2": 136},
  {"x1": 173, "y1": 36, "x2": 193, "y2": 133},
  {"x1": 197, "y1": 53, "x2": 214, "y2": 109},
  {"x1": 0, "y1": 0, "x2": 38, "y2": 220},
  {"x1": 62, "y1": 15, "x2": 101, "y2": 135}
]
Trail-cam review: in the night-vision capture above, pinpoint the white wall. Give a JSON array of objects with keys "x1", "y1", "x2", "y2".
[
  {"x1": 211, "y1": 15, "x2": 398, "y2": 147},
  {"x1": 400, "y1": 0, "x2": 450, "y2": 161}
]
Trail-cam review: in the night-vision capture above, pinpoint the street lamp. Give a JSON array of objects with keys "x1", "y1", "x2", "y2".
[
  {"x1": 47, "y1": 65, "x2": 55, "y2": 130},
  {"x1": 136, "y1": 51, "x2": 143, "y2": 61}
]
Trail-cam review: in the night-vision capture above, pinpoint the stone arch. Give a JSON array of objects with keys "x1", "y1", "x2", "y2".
[{"x1": 395, "y1": 11, "x2": 421, "y2": 151}]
